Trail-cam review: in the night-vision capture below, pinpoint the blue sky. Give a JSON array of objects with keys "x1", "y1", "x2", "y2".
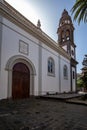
[{"x1": 5, "y1": 0, "x2": 87, "y2": 73}]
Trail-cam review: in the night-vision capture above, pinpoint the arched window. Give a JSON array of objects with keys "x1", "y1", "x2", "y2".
[
  {"x1": 68, "y1": 20, "x2": 70, "y2": 24},
  {"x1": 65, "y1": 20, "x2": 67, "y2": 24},
  {"x1": 63, "y1": 65, "x2": 68, "y2": 79},
  {"x1": 61, "y1": 31, "x2": 65, "y2": 42},
  {"x1": 48, "y1": 57, "x2": 55, "y2": 76},
  {"x1": 66, "y1": 30, "x2": 70, "y2": 40}
]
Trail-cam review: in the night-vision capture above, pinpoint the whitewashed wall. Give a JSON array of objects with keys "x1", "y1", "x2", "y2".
[
  {"x1": 60, "y1": 55, "x2": 71, "y2": 92},
  {"x1": 41, "y1": 44, "x2": 60, "y2": 95}
]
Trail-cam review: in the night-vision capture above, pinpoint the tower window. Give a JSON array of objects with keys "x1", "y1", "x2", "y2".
[
  {"x1": 65, "y1": 20, "x2": 67, "y2": 23},
  {"x1": 66, "y1": 30, "x2": 70, "y2": 40},
  {"x1": 62, "y1": 38, "x2": 65, "y2": 42},
  {"x1": 68, "y1": 20, "x2": 70, "y2": 24},
  {"x1": 61, "y1": 31, "x2": 65, "y2": 42},
  {"x1": 66, "y1": 37, "x2": 69, "y2": 40}
]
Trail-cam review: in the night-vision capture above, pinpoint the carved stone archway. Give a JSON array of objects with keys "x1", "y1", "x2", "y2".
[{"x1": 5, "y1": 55, "x2": 36, "y2": 98}]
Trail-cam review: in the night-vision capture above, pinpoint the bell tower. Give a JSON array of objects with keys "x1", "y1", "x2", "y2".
[
  {"x1": 57, "y1": 9, "x2": 76, "y2": 59},
  {"x1": 57, "y1": 9, "x2": 78, "y2": 92}
]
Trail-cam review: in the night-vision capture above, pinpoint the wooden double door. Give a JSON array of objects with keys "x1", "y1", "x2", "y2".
[{"x1": 12, "y1": 63, "x2": 30, "y2": 99}]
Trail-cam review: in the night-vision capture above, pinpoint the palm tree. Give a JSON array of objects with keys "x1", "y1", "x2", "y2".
[{"x1": 71, "y1": 0, "x2": 87, "y2": 24}]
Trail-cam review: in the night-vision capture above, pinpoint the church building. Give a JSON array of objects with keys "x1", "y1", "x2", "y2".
[{"x1": 0, "y1": 0, "x2": 78, "y2": 99}]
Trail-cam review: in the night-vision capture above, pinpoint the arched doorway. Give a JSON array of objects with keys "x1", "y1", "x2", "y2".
[{"x1": 12, "y1": 62, "x2": 30, "y2": 99}]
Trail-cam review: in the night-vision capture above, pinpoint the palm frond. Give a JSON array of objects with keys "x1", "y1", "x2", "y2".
[
  {"x1": 71, "y1": 0, "x2": 87, "y2": 24},
  {"x1": 71, "y1": 0, "x2": 85, "y2": 14},
  {"x1": 74, "y1": 3, "x2": 87, "y2": 23},
  {"x1": 78, "y1": 5, "x2": 87, "y2": 23}
]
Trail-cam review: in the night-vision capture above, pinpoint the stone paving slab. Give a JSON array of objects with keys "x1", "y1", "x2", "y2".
[{"x1": 0, "y1": 98, "x2": 87, "y2": 130}]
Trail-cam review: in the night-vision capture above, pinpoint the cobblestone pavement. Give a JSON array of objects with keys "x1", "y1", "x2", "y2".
[{"x1": 0, "y1": 98, "x2": 87, "y2": 130}]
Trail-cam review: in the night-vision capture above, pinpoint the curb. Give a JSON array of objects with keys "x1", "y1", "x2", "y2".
[{"x1": 66, "y1": 100, "x2": 87, "y2": 106}]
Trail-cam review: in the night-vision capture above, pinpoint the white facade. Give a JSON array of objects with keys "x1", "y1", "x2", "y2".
[{"x1": 0, "y1": 1, "x2": 76, "y2": 99}]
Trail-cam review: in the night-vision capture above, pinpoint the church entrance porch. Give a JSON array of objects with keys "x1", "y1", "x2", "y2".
[{"x1": 12, "y1": 63, "x2": 30, "y2": 99}]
